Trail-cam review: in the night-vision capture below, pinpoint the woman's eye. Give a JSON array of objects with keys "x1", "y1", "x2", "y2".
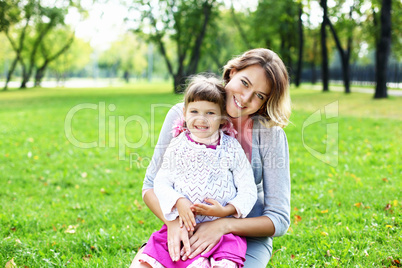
[
  {"x1": 256, "y1": 93, "x2": 264, "y2": 100},
  {"x1": 241, "y1": 80, "x2": 249, "y2": 87}
]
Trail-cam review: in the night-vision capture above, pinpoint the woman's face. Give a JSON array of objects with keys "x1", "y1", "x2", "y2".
[{"x1": 225, "y1": 64, "x2": 270, "y2": 118}]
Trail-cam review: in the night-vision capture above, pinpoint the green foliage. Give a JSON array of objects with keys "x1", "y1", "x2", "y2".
[
  {"x1": 98, "y1": 32, "x2": 148, "y2": 79},
  {"x1": 48, "y1": 37, "x2": 92, "y2": 79},
  {"x1": 0, "y1": 83, "x2": 401, "y2": 266}
]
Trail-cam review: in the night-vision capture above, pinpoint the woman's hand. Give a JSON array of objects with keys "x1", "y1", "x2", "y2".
[
  {"x1": 166, "y1": 219, "x2": 191, "y2": 262},
  {"x1": 181, "y1": 218, "x2": 228, "y2": 261}
]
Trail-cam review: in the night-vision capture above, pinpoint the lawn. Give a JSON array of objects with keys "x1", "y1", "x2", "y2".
[{"x1": 0, "y1": 83, "x2": 400, "y2": 267}]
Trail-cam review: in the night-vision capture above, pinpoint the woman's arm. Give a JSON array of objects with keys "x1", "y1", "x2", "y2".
[{"x1": 182, "y1": 216, "x2": 275, "y2": 259}]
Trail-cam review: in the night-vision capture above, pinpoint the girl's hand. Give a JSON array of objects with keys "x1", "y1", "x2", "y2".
[
  {"x1": 176, "y1": 198, "x2": 197, "y2": 232},
  {"x1": 191, "y1": 198, "x2": 236, "y2": 218},
  {"x1": 182, "y1": 218, "x2": 228, "y2": 260},
  {"x1": 166, "y1": 219, "x2": 191, "y2": 262}
]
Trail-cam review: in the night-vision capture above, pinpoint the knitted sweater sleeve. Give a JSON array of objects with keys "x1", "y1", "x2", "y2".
[
  {"x1": 227, "y1": 138, "x2": 258, "y2": 218},
  {"x1": 153, "y1": 140, "x2": 185, "y2": 221},
  {"x1": 142, "y1": 103, "x2": 184, "y2": 191}
]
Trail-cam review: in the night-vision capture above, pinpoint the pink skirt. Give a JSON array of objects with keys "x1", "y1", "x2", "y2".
[{"x1": 141, "y1": 224, "x2": 247, "y2": 268}]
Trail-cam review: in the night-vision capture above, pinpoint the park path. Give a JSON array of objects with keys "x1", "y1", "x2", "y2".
[{"x1": 309, "y1": 84, "x2": 402, "y2": 97}]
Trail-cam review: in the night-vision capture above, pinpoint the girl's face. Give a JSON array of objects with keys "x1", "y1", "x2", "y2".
[
  {"x1": 225, "y1": 64, "x2": 270, "y2": 118},
  {"x1": 184, "y1": 100, "x2": 225, "y2": 140}
]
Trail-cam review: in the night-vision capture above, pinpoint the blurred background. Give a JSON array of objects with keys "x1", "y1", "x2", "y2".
[{"x1": 0, "y1": 0, "x2": 400, "y2": 98}]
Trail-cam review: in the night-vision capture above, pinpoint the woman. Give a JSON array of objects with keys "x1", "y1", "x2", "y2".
[{"x1": 131, "y1": 48, "x2": 291, "y2": 267}]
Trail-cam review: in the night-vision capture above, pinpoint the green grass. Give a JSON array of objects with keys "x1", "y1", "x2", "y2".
[{"x1": 0, "y1": 83, "x2": 401, "y2": 267}]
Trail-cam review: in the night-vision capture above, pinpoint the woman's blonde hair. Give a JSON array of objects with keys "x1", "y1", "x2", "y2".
[{"x1": 223, "y1": 48, "x2": 291, "y2": 128}]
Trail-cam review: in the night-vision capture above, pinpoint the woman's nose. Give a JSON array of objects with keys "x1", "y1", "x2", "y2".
[{"x1": 241, "y1": 90, "x2": 253, "y2": 103}]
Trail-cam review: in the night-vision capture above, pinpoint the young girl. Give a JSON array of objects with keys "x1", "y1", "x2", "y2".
[{"x1": 138, "y1": 75, "x2": 257, "y2": 268}]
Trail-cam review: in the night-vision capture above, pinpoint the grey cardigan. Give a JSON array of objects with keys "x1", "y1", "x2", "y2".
[{"x1": 143, "y1": 103, "x2": 290, "y2": 237}]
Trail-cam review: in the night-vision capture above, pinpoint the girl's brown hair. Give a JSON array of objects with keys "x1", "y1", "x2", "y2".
[
  {"x1": 223, "y1": 48, "x2": 291, "y2": 128},
  {"x1": 183, "y1": 74, "x2": 226, "y2": 116}
]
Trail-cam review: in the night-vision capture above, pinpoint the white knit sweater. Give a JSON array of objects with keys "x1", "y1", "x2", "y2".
[{"x1": 154, "y1": 131, "x2": 257, "y2": 224}]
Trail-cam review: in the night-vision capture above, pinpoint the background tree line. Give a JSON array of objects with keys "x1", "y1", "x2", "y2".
[{"x1": 0, "y1": 0, "x2": 400, "y2": 98}]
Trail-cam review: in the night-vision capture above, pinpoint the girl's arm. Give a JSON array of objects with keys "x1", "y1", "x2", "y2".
[
  {"x1": 141, "y1": 103, "x2": 188, "y2": 261},
  {"x1": 143, "y1": 189, "x2": 191, "y2": 261}
]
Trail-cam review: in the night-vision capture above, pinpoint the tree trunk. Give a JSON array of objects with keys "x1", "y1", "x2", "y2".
[
  {"x1": 327, "y1": 18, "x2": 351, "y2": 93},
  {"x1": 3, "y1": 56, "x2": 18, "y2": 90},
  {"x1": 173, "y1": 74, "x2": 186, "y2": 94},
  {"x1": 34, "y1": 64, "x2": 47, "y2": 87},
  {"x1": 320, "y1": 0, "x2": 329, "y2": 92},
  {"x1": 374, "y1": 0, "x2": 391, "y2": 99},
  {"x1": 295, "y1": 3, "x2": 304, "y2": 87}
]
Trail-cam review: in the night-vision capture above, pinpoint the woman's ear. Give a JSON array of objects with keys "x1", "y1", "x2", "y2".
[{"x1": 229, "y1": 68, "x2": 237, "y2": 79}]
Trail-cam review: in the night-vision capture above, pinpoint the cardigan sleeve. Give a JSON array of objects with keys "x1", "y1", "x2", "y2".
[
  {"x1": 227, "y1": 139, "x2": 258, "y2": 218},
  {"x1": 259, "y1": 125, "x2": 291, "y2": 237},
  {"x1": 142, "y1": 103, "x2": 184, "y2": 191},
  {"x1": 153, "y1": 141, "x2": 186, "y2": 221}
]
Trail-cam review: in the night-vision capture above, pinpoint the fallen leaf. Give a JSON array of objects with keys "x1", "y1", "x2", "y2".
[
  {"x1": 354, "y1": 202, "x2": 362, "y2": 208},
  {"x1": 81, "y1": 172, "x2": 87, "y2": 178},
  {"x1": 15, "y1": 239, "x2": 21, "y2": 244},
  {"x1": 100, "y1": 188, "x2": 106, "y2": 194},
  {"x1": 321, "y1": 209, "x2": 329, "y2": 213},
  {"x1": 83, "y1": 254, "x2": 92, "y2": 261},
  {"x1": 294, "y1": 215, "x2": 302, "y2": 224},
  {"x1": 326, "y1": 250, "x2": 331, "y2": 256},
  {"x1": 291, "y1": 254, "x2": 295, "y2": 259},
  {"x1": 5, "y1": 258, "x2": 17, "y2": 268},
  {"x1": 293, "y1": 207, "x2": 299, "y2": 211},
  {"x1": 384, "y1": 204, "x2": 392, "y2": 210},
  {"x1": 386, "y1": 225, "x2": 393, "y2": 228},
  {"x1": 382, "y1": 178, "x2": 389, "y2": 182},
  {"x1": 138, "y1": 220, "x2": 144, "y2": 225},
  {"x1": 134, "y1": 200, "x2": 142, "y2": 210},
  {"x1": 320, "y1": 231, "x2": 329, "y2": 236}
]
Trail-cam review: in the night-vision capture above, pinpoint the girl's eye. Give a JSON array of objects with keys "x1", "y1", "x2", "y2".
[
  {"x1": 241, "y1": 80, "x2": 249, "y2": 87},
  {"x1": 207, "y1": 112, "x2": 215, "y2": 115},
  {"x1": 190, "y1": 110, "x2": 198, "y2": 114},
  {"x1": 256, "y1": 93, "x2": 264, "y2": 100}
]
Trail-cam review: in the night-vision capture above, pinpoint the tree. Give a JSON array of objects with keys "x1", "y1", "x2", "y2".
[
  {"x1": 0, "y1": 0, "x2": 20, "y2": 33},
  {"x1": 3, "y1": 0, "x2": 33, "y2": 90},
  {"x1": 98, "y1": 32, "x2": 148, "y2": 82},
  {"x1": 325, "y1": 1, "x2": 362, "y2": 94},
  {"x1": 320, "y1": 0, "x2": 329, "y2": 92},
  {"x1": 250, "y1": 0, "x2": 299, "y2": 80},
  {"x1": 374, "y1": 0, "x2": 392, "y2": 98},
  {"x1": 295, "y1": 1, "x2": 304, "y2": 87},
  {"x1": 48, "y1": 37, "x2": 92, "y2": 83},
  {"x1": 19, "y1": 5, "x2": 67, "y2": 88},
  {"x1": 34, "y1": 28, "x2": 75, "y2": 87},
  {"x1": 129, "y1": 0, "x2": 220, "y2": 93}
]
